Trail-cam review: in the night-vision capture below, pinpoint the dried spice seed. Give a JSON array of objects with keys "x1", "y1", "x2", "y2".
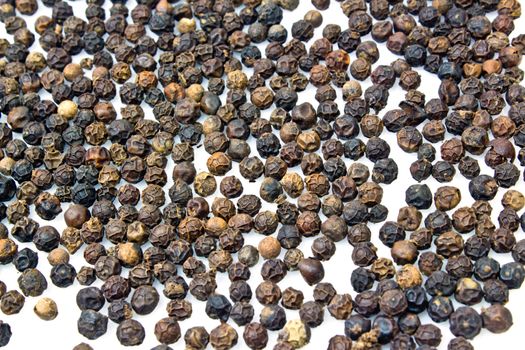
[
  {"x1": 0, "y1": 321, "x2": 11, "y2": 347},
  {"x1": 154, "y1": 317, "x2": 181, "y2": 345},
  {"x1": 481, "y1": 304, "x2": 513, "y2": 334},
  {"x1": 243, "y1": 322, "x2": 268, "y2": 350},
  {"x1": 210, "y1": 323, "x2": 238, "y2": 350},
  {"x1": 449, "y1": 306, "x2": 482, "y2": 340},
  {"x1": 77, "y1": 310, "x2": 108, "y2": 340},
  {"x1": 278, "y1": 319, "x2": 311, "y2": 348},
  {"x1": 34, "y1": 297, "x2": 58, "y2": 321},
  {"x1": 116, "y1": 319, "x2": 145, "y2": 346},
  {"x1": 0, "y1": 290, "x2": 25, "y2": 315}
]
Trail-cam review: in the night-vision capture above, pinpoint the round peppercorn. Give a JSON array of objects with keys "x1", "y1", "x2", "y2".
[
  {"x1": 481, "y1": 304, "x2": 513, "y2": 334},
  {"x1": 34, "y1": 297, "x2": 58, "y2": 321},
  {"x1": 258, "y1": 237, "x2": 281, "y2": 259}
]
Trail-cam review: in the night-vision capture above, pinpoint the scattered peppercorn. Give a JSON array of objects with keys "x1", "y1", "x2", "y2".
[{"x1": 34, "y1": 297, "x2": 58, "y2": 321}]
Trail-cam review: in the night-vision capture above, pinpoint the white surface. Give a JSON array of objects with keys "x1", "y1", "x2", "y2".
[{"x1": 1, "y1": 0, "x2": 525, "y2": 349}]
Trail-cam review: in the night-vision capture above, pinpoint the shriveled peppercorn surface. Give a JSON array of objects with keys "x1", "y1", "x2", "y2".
[{"x1": 1, "y1": 0, "x2": 525, "y2": 349}]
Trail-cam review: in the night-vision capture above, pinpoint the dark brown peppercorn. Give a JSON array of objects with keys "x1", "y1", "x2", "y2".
[
  {"x1": 298, "y1": 258, "x2": 325, "y2": 285},
  {"x1": 154, "y1": 317, "x2": 181, "y2": 345},
  {"x1": 210, "y1": 323, "x2": 238, "y2": 350},
  {"x1": 116, "y1": 319, "x2": 145, "y2": 346},
  {"x1": 243, "y1": 322, "x2": 268, "y2": 350}
]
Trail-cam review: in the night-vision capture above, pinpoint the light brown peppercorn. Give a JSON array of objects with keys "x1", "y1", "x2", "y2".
[
  {"x1": 328, "y1": 294, "x2": 353, "y2": 320},
  {"x1": 34, "y1": 297, "x2": 58, "y2": 320},
  {"x1": 63, "y1": 63, "x2": 83, "y2": 82},
  {"x1": 258, "y1": 237, "x2": 282, "y2": 260},
  {"x1": 371, "y1": 258, "x2": 395, "y2": 280},
  {"x1": 281, "y1": 172, "x2": 304, "y2": 198},
  {"x1": 117, "y1": 242, "x2": 143, "y2": 267},
  {"x1": 391, "y1": 240, "x2": 419, "y2": 265},
  {"x1": 501, "y1": 190, "x2": 525, "y2": 211},
  {"x1": 434, "y1": 186, "x2": 461, "y2": 211},
  {"x1": 47, "y1": 248, "x2": 70, "y2": 266},
  {"x1": 178, "y1": 18, "x2": 196, "y2": 33},
  {"x1": 194, "y1": 172, "x2": 217, "y2": 197},
  {"x1": 396, "y1": 264, "x2": 422, "y2": 289}
]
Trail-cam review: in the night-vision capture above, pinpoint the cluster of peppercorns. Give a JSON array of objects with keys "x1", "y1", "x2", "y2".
[{"x1": 0, "y1": 0, "x2": 523, "y2": 348}]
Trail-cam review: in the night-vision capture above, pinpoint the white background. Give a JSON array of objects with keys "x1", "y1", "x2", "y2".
[{"x1": 1, "y1": 0, "x2": 525, "y2": 349}]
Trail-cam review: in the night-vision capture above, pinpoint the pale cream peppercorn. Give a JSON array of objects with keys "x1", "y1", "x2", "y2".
[
  {"x1": 278, "y1": 320, "x2": 311, "y2": 348},
  {"x1": 57, "y1": 100, "x2": 78, "y2": 120},
  {"x1": 47, "y1": 247, "x2": 70, "y2": 266},
  {"x1": 178, "y1": 18, "x2": 196, "y2": 33},
  {"x1": 343, "y1": 80, "x2": 362, "y2": 100},
  {"x1": 34, "y1": 298, "x2": 58, "y2": 320},
  {"x1": 63, "y1": 63, "x2": 83, "y2": 81},
  {"x1": 0, "y1": 157, "x2": 15, "y2": 175}
]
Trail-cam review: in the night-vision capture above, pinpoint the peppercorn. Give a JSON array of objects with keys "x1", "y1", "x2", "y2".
[
  {"x1": 0, "y1": 321, "x2": 11, "y2": 347},
  {"x1": 396, "y1": 264, "x2": 423, "y2": 290},
  {"x1": 17, "y1": 268, "x2": 47, "y2": 297},
  {"x1": 106, "y1": 299, "x2": 133, "y2": 324},
  {"x1": 116, "y1": 319, "x2": 145, "y2": 346},
  {"x1": 298, "y1": 258, "x2": 325, "y2": 285},
  {"x1": 77, "y1": 310, "x2": 108, "y2": 340},
  {"x1": 154, "y1": 317, "x2": 181, "y2": 345},
  {"x1": 480, "y1": 304, "x2": 513, "y2": 334},
  {"x1": 344, "y1": 314, "x2": 371, "y2": 340},
  {"x1": 76, "y1": 266, "x2": 96, "y2": 286},
  {"x1": 47, "y1": 247, "x2": 69, "y2": 266},
  {"x1": 238, "y1": 245, "x2": 260, "y2": 267},
  {"x1": 12, "y1": 247, "x2": 38, "y2": 272},
  {"x1": 296, "y1": 302, "x2": 322, "y2": 329},
  {"x1": 414, "y1": 324, "x2": 442, "y2": 347},
  {"x1": 76, "y1": 286, "x2": 105, "y2": 312},
  {"x1": 210, "y1": 323, "x2": 238, "y2": 350},
  {"x1": 449, "y1": 307, "x2": 482, "y2": 340},
  {"x1": 33, "y1": 297, "x2": 57, "y2": 321},
  {"x1": 448, "y1": 337, "x2": 474, "y2": 350},
  {"x1": 184, "y1": 326, "x2": 209, "y2": 350},
  {"x1": 500, "y1": 262, "x2": 525, "y2": 289},
  {"x1": 258, "y1": 236, "x2": 281, "y2": 259}
]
